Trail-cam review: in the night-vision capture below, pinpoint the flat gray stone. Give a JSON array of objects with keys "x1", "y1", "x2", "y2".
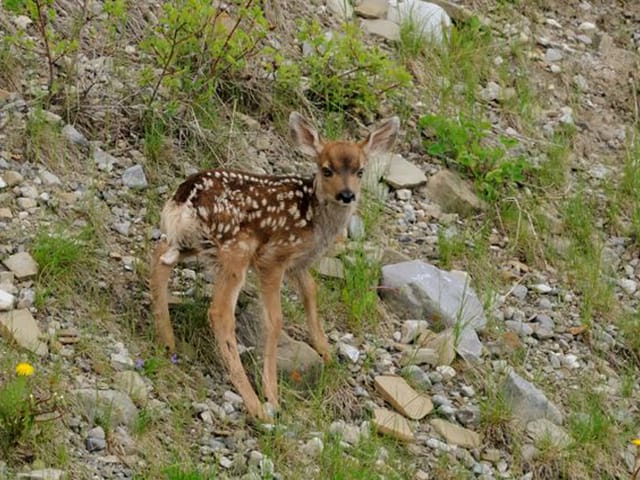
[
  {"x1": 381, "y1": 261, "x2": 486, "y2": 362},
  {"x1": 361, "y1": 19, "x2": 400, "y2": 42},
  {"x1": 381, "y1": 260, "x2": 487, "y2": 330},
  {"x1": 62, "y1": 124, "x2": 89, "y2": 147},
  {"x1": 354, "y1": 0, "x2": 388, "y2": 19},
  {"x1": 93, "y1": 148, "x2": 118, "y2": 172},
  {"x1": 384, "y1": 154, "x2": 427, "y2": 189},
  {"x1": 3, "y1": 252, "x2": 38, "y2": 280},
  {"x1": 526, "y1": 418, "x2": 571, "y2": 448},
  {"x1": 17, "y1": 470, "x2": 66, "y2": 480},
  {"x1": 114, "y1": 370, "x2": 149, "y2": 407},
  {"x1": 430, "y1": 418, "x2": 481, "y2": 448},
  {"x1": 503, "y1": 371, "x2": 563, "y2": 425},
  {"x1": 0, "y1": 309, "x2": 48, "y2": 355},
  {"x1": 72, "y1": 389, "x2": 138, "y2": 427},
  {"x1": 426, "y1": 170, "x2": 485, "y2": 216},
  {"x1": 122, "y1": 164, "x2": 148, "y2": 189},
  {"x1": 0, "y1": 289, "x2": 15, "y2": 311}
]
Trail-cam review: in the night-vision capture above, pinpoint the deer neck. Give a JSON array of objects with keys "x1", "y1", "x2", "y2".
[{"x1": 310, "y1": 175, "x2": 355, "y2": 250}]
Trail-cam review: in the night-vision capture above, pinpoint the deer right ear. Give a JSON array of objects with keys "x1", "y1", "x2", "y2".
[{"x1": 289, "y1": 112, "x2": 323, "y2": 157}]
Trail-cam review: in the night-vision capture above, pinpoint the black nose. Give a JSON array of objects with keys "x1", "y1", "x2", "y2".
[{"x1": 336, "y1": 190, "x2": 356, "y2": 204}]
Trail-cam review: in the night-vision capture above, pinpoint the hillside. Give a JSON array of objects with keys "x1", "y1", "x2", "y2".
[{"x1": 0, "y1": 0, "x2": 639, "y2": 479}]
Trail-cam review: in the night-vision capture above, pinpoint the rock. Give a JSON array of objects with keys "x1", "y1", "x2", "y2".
[
  {"x1": 578, "y1": 21, "x2": 596, "y2": 31},
  {"x1": 122, "y1": 164, "x2": 148, "y2": 189},
  {"x1": 17, "y1": 198, "x2": 38, "y2": 209},
  {"x1": 361, "y1": 19, "x2": 400, "y2": 41},
  {"x1": 62, "y1": 124, "x2": 89, "y2": 146},
  {"x1": 401, "y1": 347, "x2": 438, "y2": 366},
  {"x1": 338, "y1": 342, "x2": 360, "y2": 363},
  {"x1": 39, "y1": 170, "x2": 61, "y2": 186},
  {"x1": 456, "y1": 405, "x2": 480, "y2": 426},
  {"x1": 372, "y1": 408, "x2": 414, "y2": 442},
  {"x1": 435, "y1": 365, "x2": 456, "y2": 381},
  {"x1": 419, "y1": 329, "x2": 455, "y2": 366},
  {"x1": 503, "y1": 371, "x2": 563, "y2": 425},
  {"x1": 544, "y1": 48, "x2": 563, "y2": 63},
  {"x1": 426, "y1": 170, "x2": 485, "y2": 216},
  {"x1": 3, "y1": 252, "x2": 38, "y2": 280},
  {"x1": 0, "y1": 208, "x2": 12, "y2": 219},
  {"x1": 420, "y1": 0, "x2": 489, "y2": 25},
  {"x1": 382, "y1": 261, "x2": 487, "y2": 330},
  {"x1": 430, "y1": 418, "x2": 481, "y2": 448},
  {"x1": 505, "y1": 320, "x2": 533, "y2": 337},
  {"x1": 12, "y1": 15, "x2": 33, "y2": 29},
  {"x1": 388, "y1": 0, "x2": 452, "y2": 44},
  {"x1": 114, "y1": 370, "x2": 149, "y2": 406},
  {"x1": 526, "y1": 418, "x2": 571, "y2": 448},
  {"x1": 401, "y1": 365, "x2": 432, "y2": 389},
  {"x1": 381, "y1": 260, "x2": 486, "y2": 362},
  {"x1": 0, "y1": 309, "x2": 48, "y2": 355},
  {"x1": 374, "y1": 375, "x2": 433, "y2": 419},
  {"x1": 479, "y1": 81, "x2": 501, "y2": 102},
  {"x1": 93, "y1": 148, "x2": 118, "y2": 172},
  {"x1": 395, "y1": 189, "x2": 412, "y2": 200},
  {"x1": 86, "y1": 426, "x2": 107, "y2": 452},
  {"x1": 618, "y1": 279, "x2": 637, "y2": 295},
  {"x1": 401, "y1": 319, "x2": 430, "y2": 344},
  {"x1": 16, "y1": 470, "x2": 66, "y2": 480},
  {"x1": 384, "y1": 154, "x2": 427, "y2": 189},
  {"x1": 3, "y1": 170, "x2": 24, "y2": 187},
  {"x1": 314, "y1": 256, "x2": 344, "y2": 278},
  {"x1": 348, "y1": 215, "x2": 365, "y2": 240},
  {"x1": 112, "y1": 221, "x2": 131, "y2": 236},
  {"x1": 354, "y1": 0, "x2": 388, "y2": 18},
  {"x1": 302, "y1": 437, "x2": 324, "y2": 457},
  {"x1": 0, "y1": 289, "x2": 15, "y2": 311},
  {"x1": 559, "y1": 107, "x2": 574, "y2": 125},
  {"x1": 277, "y1": 334, "x2": 323, "y2": 388},
  {"x1": 72, "y1": 389, "x2": 138, "y2": 427},
  {"x1": 327, "y1": 0, "x2": 353, "y2": 20}
]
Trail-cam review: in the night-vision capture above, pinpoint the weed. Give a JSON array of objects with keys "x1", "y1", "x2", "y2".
[
  {"x1": 419, "y1": 113, "x2": 528, "y2": 200},
  {"x1": 31, "y1": 224, "x2": 99, "y2": 309},
  {"x1": 0, "y1": 362, "x2": 64, "y2": 460},
  {"x1": 341, "y1": 244, "x2": 381, "y2": 333}
]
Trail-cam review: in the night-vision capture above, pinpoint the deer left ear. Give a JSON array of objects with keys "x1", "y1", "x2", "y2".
[{"x1": 360, "y1": 116, "x2": 400, "y2": 157}]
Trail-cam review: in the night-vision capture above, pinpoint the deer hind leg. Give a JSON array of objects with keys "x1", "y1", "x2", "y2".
[
  {"x1": 290, "y1": 269, "x2": 331, "y2": 363},
  {"x1": 209, "y1": 252, "x2": 266, "y2": 420},
  {"x1": 257, "y1": 266, "x2": 286, "y2": 409},
  {"x1": 150, "y1": 239, "x2": 180, "y2": 352}
]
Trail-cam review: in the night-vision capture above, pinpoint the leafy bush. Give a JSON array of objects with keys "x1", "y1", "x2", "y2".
[
  {"x1": 5, "y1": 0, "x2": 87, "y2": 102},
  {"x1": 277, "y1": 20, "x2": 411, "y2": 116},
  {"x1": 419, "y1": 113, "x2": 528, "y2": 200},
  {"x1": 140, "y1": 1, "x2": 270, "y2": 111}
]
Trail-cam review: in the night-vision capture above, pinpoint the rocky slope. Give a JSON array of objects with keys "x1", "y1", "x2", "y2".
[{"x1": 1, "y1": 0, "x2": 639, "y2": 479}]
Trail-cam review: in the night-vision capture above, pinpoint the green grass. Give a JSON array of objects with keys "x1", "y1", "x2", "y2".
[{"x1": 341, "y1": 244, "x2": 381, "y2": 333}]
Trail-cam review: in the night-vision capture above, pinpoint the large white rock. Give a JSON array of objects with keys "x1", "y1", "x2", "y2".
[{"x1": 387, "y1": 0, "x2": 452, "y2": 45}]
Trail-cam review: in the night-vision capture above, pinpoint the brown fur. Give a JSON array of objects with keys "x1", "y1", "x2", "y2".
[{"x1": 149, "y1": 112, "x2": 400, "y2": 420}]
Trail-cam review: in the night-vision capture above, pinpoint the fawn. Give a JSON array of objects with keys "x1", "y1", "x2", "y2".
[{"x1": 149, "y1": 112, "x2": 400, "y2": 420}]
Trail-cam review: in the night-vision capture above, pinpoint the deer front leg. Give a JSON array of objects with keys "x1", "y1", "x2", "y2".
[
  {"x1": 150, "y1": 239, "x2": 178, "y2": 352},
  {"x1": 210, "y1": 261, "x2": 267, "y2": 421},
  {"x1": 290, "y1": 269, "x2": 331, "y2": 363},
  {"x1": 258, "y1": 267, "x2": 285, "y2": 410}
]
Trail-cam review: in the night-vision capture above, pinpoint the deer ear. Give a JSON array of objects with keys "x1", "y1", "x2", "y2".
[
  {"x1": 289, "y1": 112, "x2": 323, "y2": 157},
  {"x1": 360, "y1": 116, "x2": 400, "y2": 157}
]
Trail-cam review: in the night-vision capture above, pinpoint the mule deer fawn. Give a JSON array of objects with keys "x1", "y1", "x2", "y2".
[{"x1": 150, "y1": 112, "x2": 400, "y2": 420}]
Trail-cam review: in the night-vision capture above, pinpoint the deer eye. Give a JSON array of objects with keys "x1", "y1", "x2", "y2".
[
  {"x1": 356, "y1": 169, "x2": 364, "y2": 178},
  {"x1": 322, "y1": 167, "x2": 333, "y2": 177}
]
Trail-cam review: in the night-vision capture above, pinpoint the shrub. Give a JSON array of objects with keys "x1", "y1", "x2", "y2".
[{"x1": 277, "y1": 20, "x2": 411, "y2": 116}]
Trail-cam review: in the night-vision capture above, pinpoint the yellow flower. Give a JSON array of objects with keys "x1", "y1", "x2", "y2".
[
  {"x1": 632, "y1": 439, "x2": 640, "y2": 446},
  {"x1": 15, "y1": 362, "x2": 35, "y2": 377}
]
